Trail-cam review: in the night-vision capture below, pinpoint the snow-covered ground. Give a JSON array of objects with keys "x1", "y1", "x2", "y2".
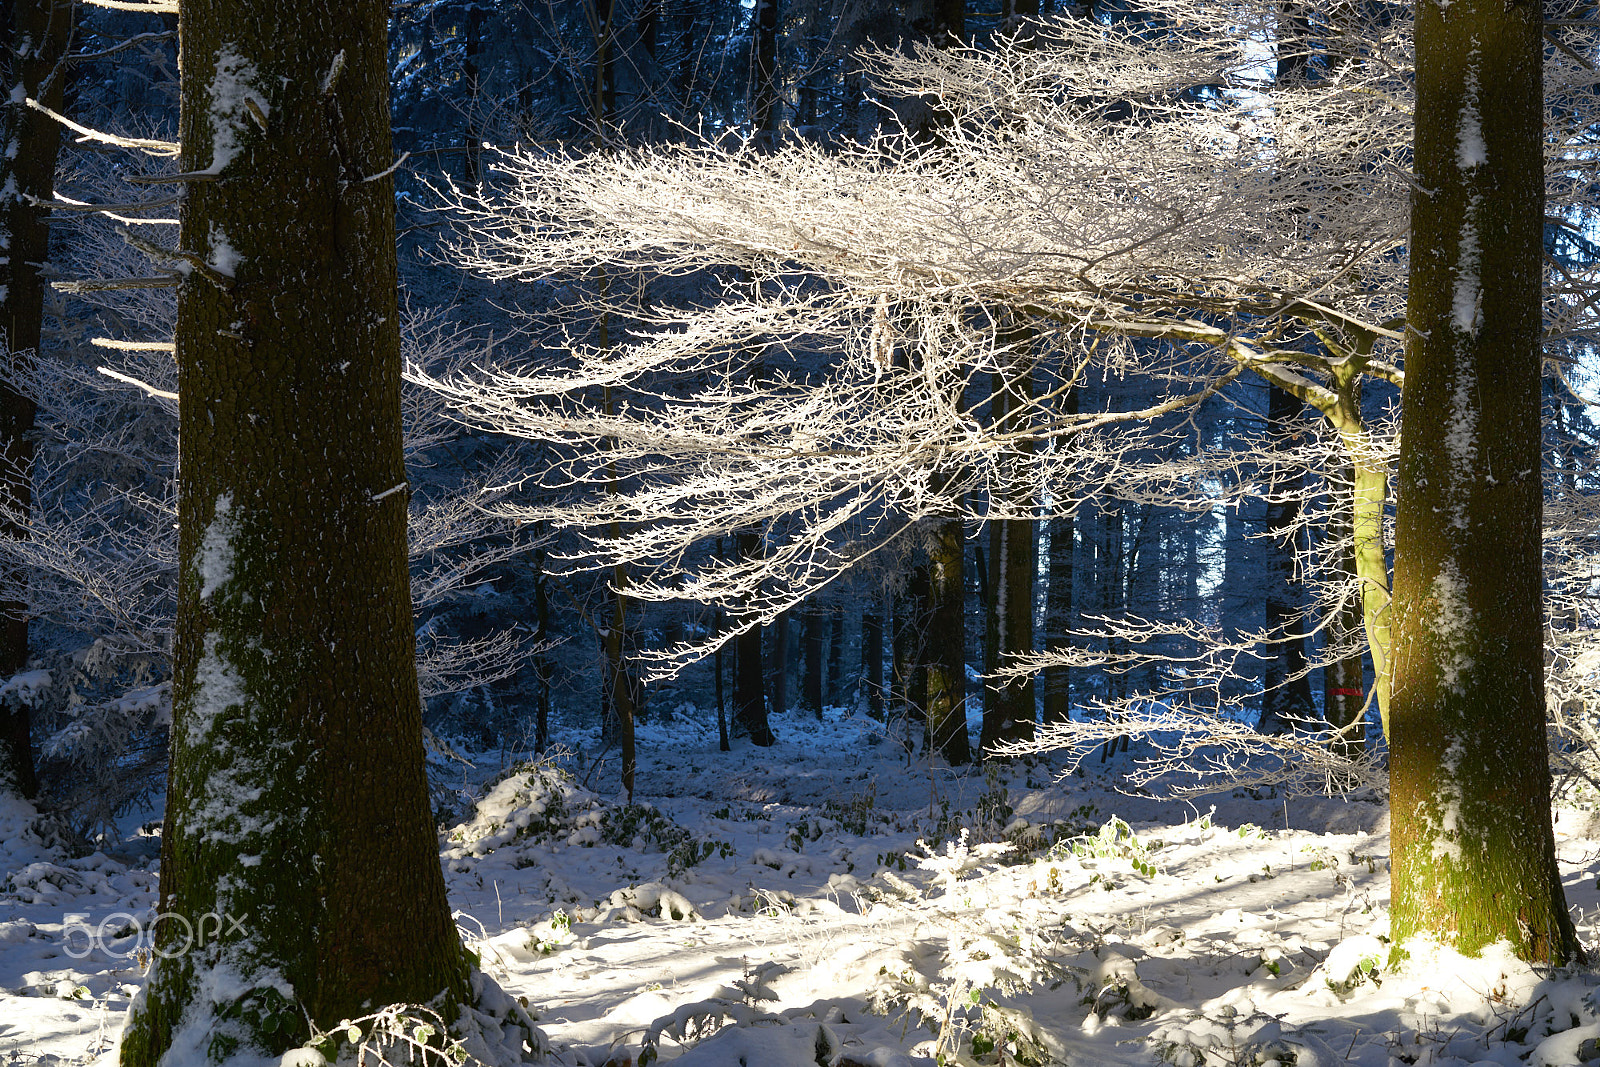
[{"x1": 9, "y1": 704, "x2": 1600, "y2": 1067}]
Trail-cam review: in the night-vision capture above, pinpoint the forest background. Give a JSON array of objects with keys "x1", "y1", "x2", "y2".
[{"x1": 0, "y1": 0, "x2": 1599, "y2": 1050}]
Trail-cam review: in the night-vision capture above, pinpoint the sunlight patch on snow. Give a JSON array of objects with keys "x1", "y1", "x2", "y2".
[{"x1": 15, "y1": 703, "x2": 1600, "y2": 1067}]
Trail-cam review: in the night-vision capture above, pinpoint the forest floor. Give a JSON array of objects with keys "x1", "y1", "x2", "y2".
[{"x1": 7, "y1": 703, "x2": 1600, "y2": 1066}]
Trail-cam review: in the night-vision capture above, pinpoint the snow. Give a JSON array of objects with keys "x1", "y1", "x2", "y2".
[
  {"x1": 1429, "y1": 559, "x2": 1475, "y2": 694},
  {"x1": 8, "y1": 706, "x2": 1600, "y2": 1067},
  {"x1": 204, "y1": 49, "x2": 268, "y2": 176},
  {"x1": 0, "y1": 669, "x2": 52, "y2": 706},
  {"x1": 207, "y1": 225, "x2": 242, "y2": 279},
  {"x1": 188, "y1": 633, "x2": 245, "y2": 748},
  {"x1": 197, "y1": 493, "x2": 236, "y2": 601},
  {"x1": 1457, "y1": 69, "x2": 1486, "y2": 172},
  {"x1": 1444, "y1": 367, "x2": 1478, "y2": 479},
  {"x1": 1452, "y1": 200, "x2": 1482, "y2": 336}
]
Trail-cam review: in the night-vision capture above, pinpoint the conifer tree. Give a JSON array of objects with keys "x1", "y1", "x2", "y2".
[
  {"x1": 1388, "y1": 0, "x2": 1578, "y2": 961},
  {"x1": 120, "y1": 0, "x2": 476, "y2": 1058}
]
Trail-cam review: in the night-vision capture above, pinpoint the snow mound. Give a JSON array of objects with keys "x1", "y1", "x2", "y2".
[{"x1": 443, "y1": 760, "x2": 732, "y2": 876}]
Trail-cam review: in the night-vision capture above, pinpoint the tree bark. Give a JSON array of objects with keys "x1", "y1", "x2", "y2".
[
  {"x1": 1324, "y1": 461, "x2": 1367, "y2": 756},
  {"x1": 1388, "y1": 0, "x2": 1578, "y2": 963},
  {"x1": 1042, "y1": 385, "x2": 1077, "y2": 725},
  {"x1": 770, "y1": 609, "x2": 789, "y2": 718},
  {"x1": 461, "y1": 1, "x2": 483, "y2": 188},
  {"x1": 862, "y1": 606, "x2": 885, "y2": 718},
  {"x1": 827, "y1": 603, "x2": 845, "y2": 707},
  {"x1": 751, "y1": 0, "x2": 779, "y2": 140},
  {"x1": 1260, "y1": 384, "x2": 1314, "y2": 733},
  {"x1": 925, "y1": 519, "x2": 971, "y2": 765},
  {"x1": 891, "y1": 582, "x2": 919, "y2": 746},
  {"x1": 0, "y1": 0, "x2": 71, "y2": 799},
  {"x1": 733, "y1": 531, "x2": 774, "y2": 745},
  {"x1": 120, "y1": 0, "x2": 473, "y2": 1058},
  {"x1": 980, "y1": 342, "x2": 1036, "y2": 753},
  {"x1": 534, "y1": 540, "x2": 552, "y2": 752},
  {"x1": 801, "y1": 604, "x2": 823, "y2": 717},
  {"x1": 602, "y1": 569, "x2": 637, "y2": 801}
]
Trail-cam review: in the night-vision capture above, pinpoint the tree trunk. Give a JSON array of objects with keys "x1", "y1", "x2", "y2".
[
  {"x1": 715, "y1": 639, "x2": 730, "y2": 752},
  {"x1": 0, "y1": 0, "x2": 71, "y2": 799},
  {"x1": 801, "y1": 604, "x2": 823, "y2": 717},
  {"x1": 827, "y1": 603, "x2": 845, "y2": 707},
  {"x1": 891, "y1": 583, "x2": 918, "y2": 745},
  {"x1": 534, "y1": 541, "x2": 552, "y2": 752},
  {"x1": 980, "y1": 343, "x2": 1037, "y2": 753},
  {"x1": 751, "y1": 0, "x2": 779, "y2": 140},
  {"x1": 733, "y1": 531, "x2": 774, "y2": 745},
  {"x1": 593, "y1": 0, "x2": 618, "y2": 143},
  {"x1": 602, "y1": 569, "x2": 637, "y2": 801},
  {"x1": 1042, "y1": 511, "x2": 1074, "y2": 724},
  {"x1": 770, "y1": 609, "x2": 789, "y2": 718},
  {"x1": 925, "y1": 520, "x2": 971, "y2": 765},
  {"x1": 1261, "y1": 384, "x2": 1313, "y2": 733},
  {"x1": 862, "y1": 606, "x2": 885, "y2": 718},
  {"x1": 1042, "y1": 384, "x2": 1078, "y2": 725},
  {"x1": 1388, "y1": 0, "x2": 1578, "y2": 964},
  {"x1": 1324, "y1": 461, "x2": 1367, "y2": 756},
  {"x1": 461, "y1": 1, "x2": 483, "y2": 188},
  {"x1": 119, "y1": 0, "x2": 475, "y2": 1058},
  {"x1": 713, "y1": 549, "x2": 730, "y2": 751}
]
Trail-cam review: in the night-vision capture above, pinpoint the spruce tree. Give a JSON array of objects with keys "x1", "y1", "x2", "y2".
[
  {"x1": 120, "y1": 0, "x2": 473, "y2": 1058},
  {"x1": 1388, "y1": 0, "x2": 1578, "y2": 961}
]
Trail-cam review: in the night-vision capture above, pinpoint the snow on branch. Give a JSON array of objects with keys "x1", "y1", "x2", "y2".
[{"x1": 993, "y1": 704, "x2": 1386, "y2": 798}]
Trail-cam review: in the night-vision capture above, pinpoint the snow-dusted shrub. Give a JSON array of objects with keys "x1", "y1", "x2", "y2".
[
  {"x1": 1069, "y1": 816, "x2": 1159, "y2": 879},
  {"x1": 445, "y1": 758, "x2": 732, "y2": 876},
  {"x1": 1151, "y1": 1007, "x2": 1329, "y2": 1067},
  {"x1": 870, "y1": 923, "x2": 1076, "y2": 1065},
  {"x1": 1314, "y1": 934, "x2": 1386, "y2": 995},
  {"x1": 284, "y1": 985, "x2": 548, "y2": 1067}
]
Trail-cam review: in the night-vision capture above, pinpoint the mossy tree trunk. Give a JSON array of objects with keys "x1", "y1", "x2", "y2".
[
  {"x1": 0, "y1": 0, "x2": 71, "y2": 799},
  {"x1": 1389, "y1": 0, "x2": 1578, "y2": 963},
  {"x1": 119, "y1": 0, "x2": 472, "y2": 1060},
  {"x1": 1324, "y1": 459, "x2": 1367, "y2": 757}
]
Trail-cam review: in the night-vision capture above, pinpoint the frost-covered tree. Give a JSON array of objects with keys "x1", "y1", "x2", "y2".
[
  {"x1": 1386, "y1": 0, "x2": 1578, "y2": 962},
  {"x1": 423, "y1": 0, "x2": 1419, "y2": 691}
]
